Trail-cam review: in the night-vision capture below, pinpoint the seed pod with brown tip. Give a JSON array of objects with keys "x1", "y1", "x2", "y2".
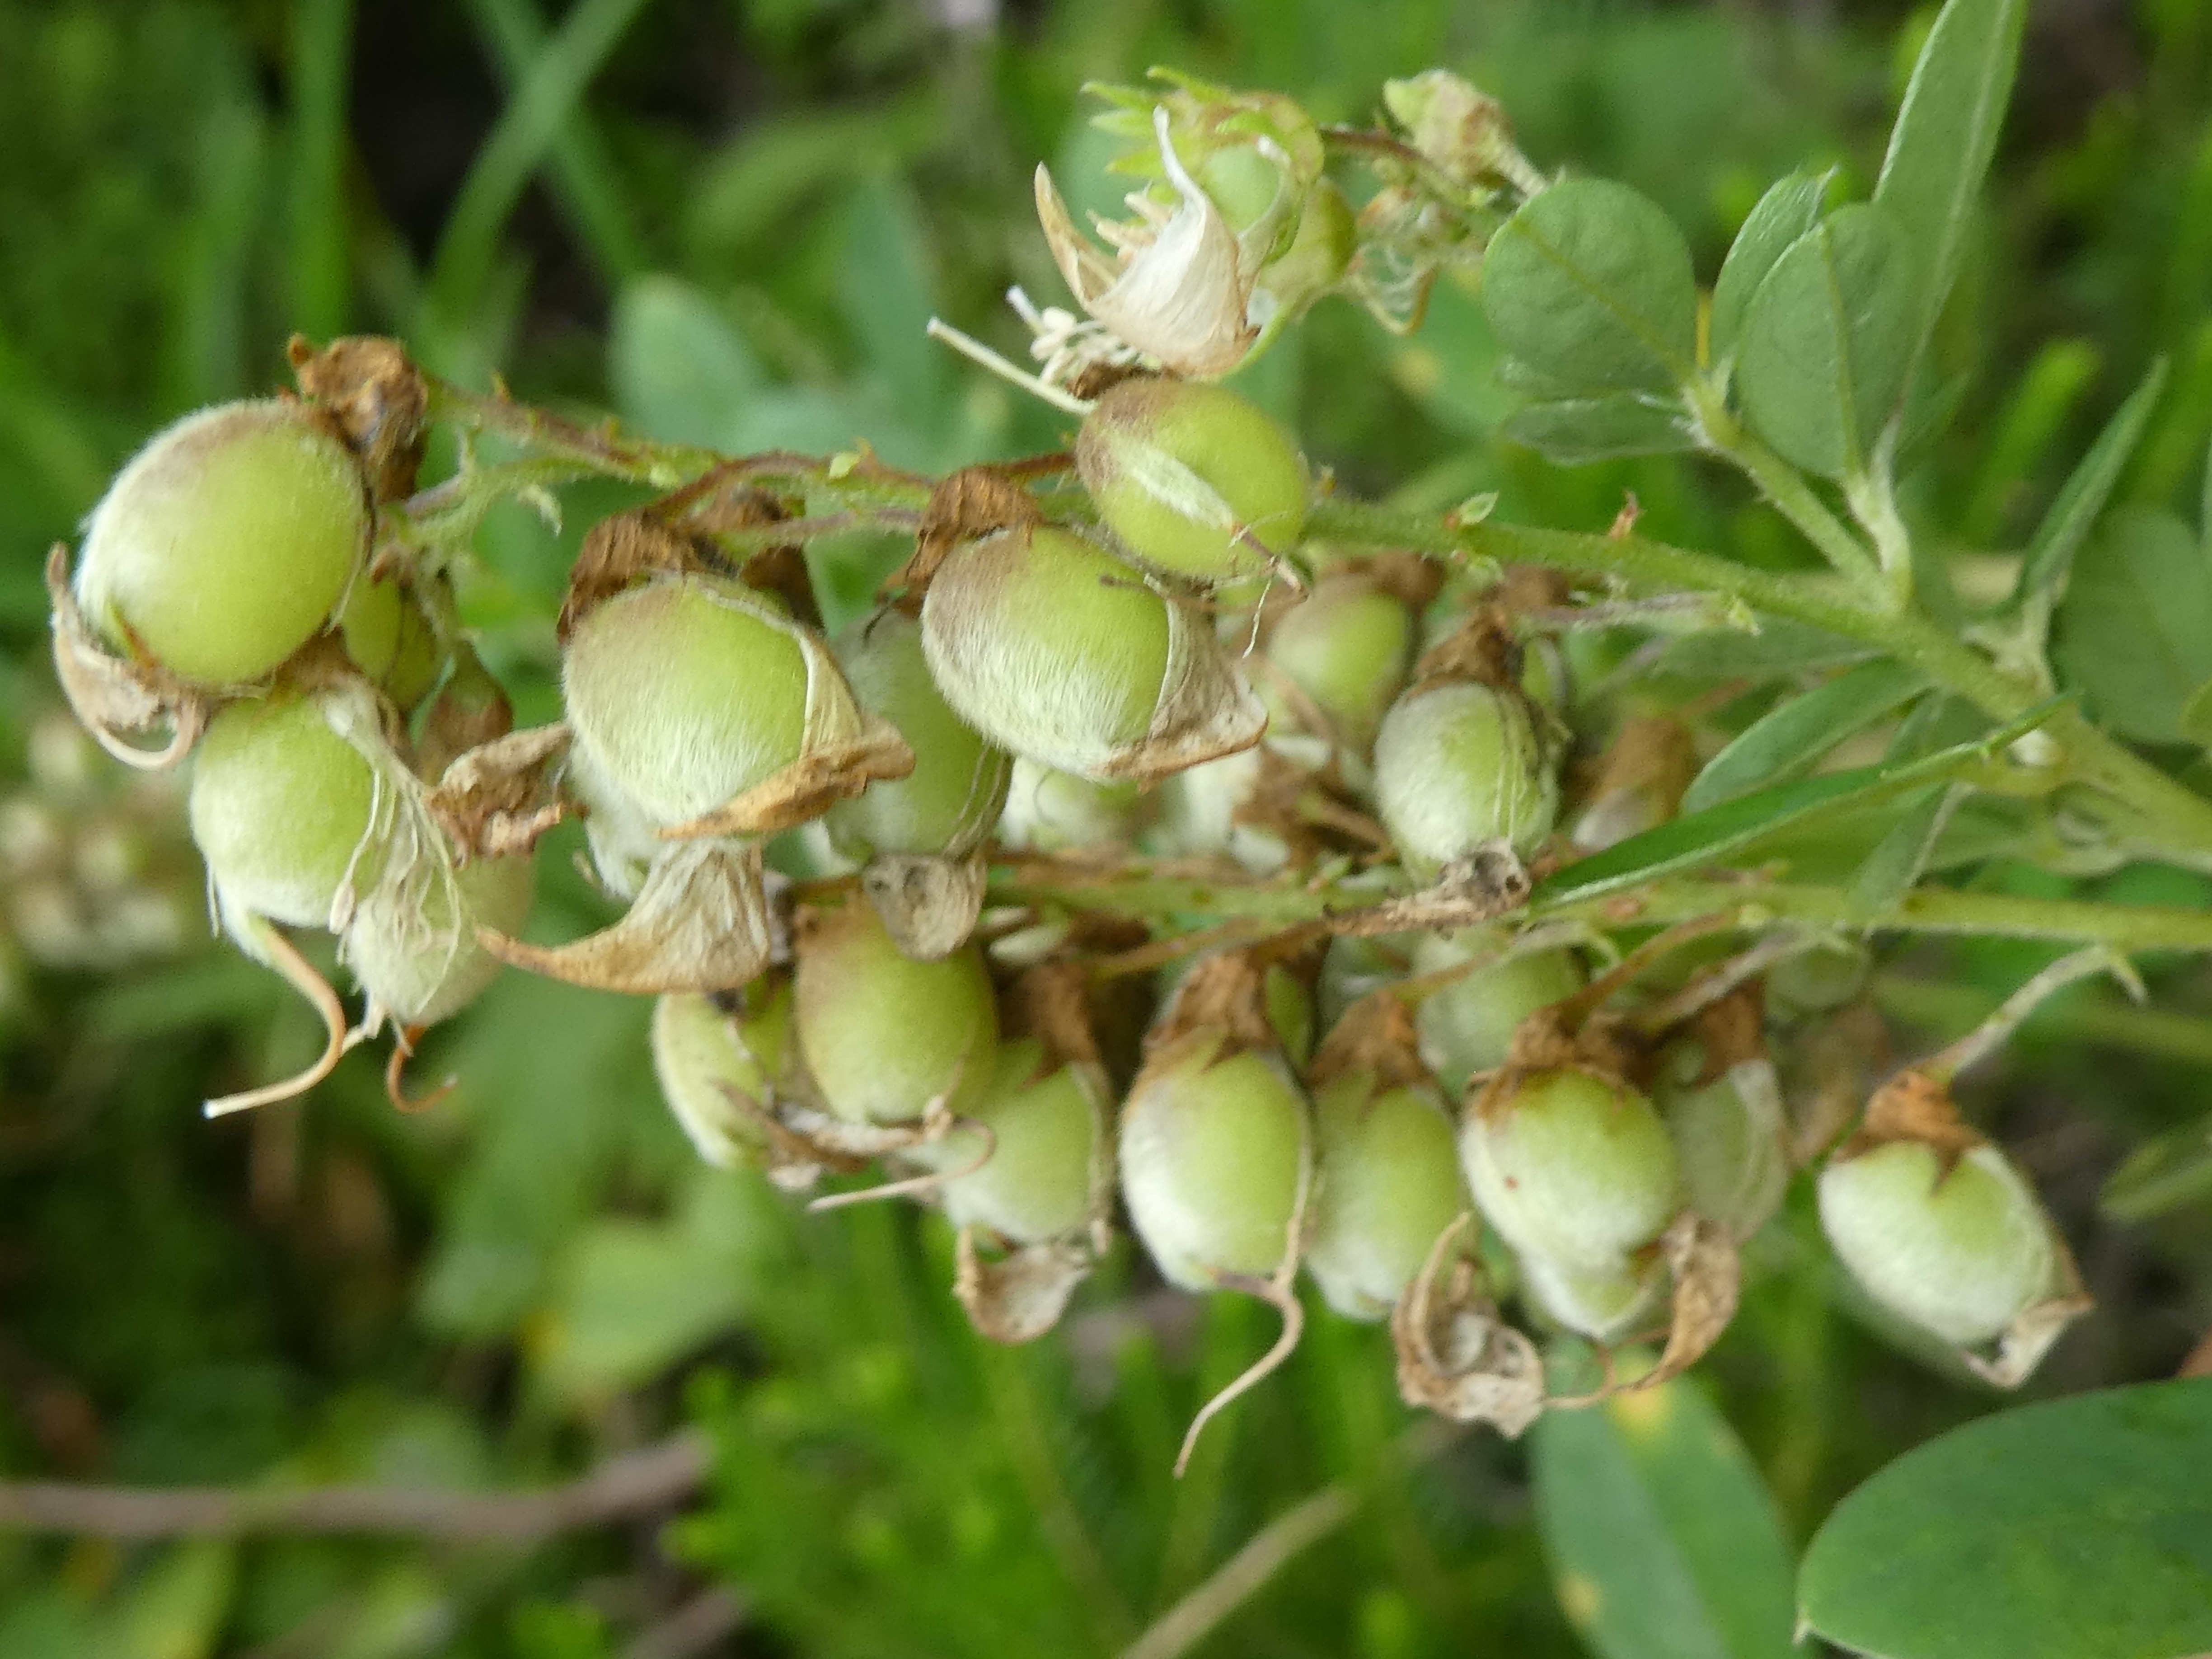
[{"x1": 651, "y1": 984, "x2": 793, "y2": 1171}]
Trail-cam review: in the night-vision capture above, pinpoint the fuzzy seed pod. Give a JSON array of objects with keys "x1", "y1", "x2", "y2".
[
  {"x1": 1517, "y1": 1249, "x2": 1664, "y2": 1342},
  {"x1": 1767, "y1": 939, "x2": 1874, "y2": 1020},
  {"x1": 1306, "y1": 1074, "x2": 1469, "y2": 1320},
  {"x1": 1120, "y1": 1030, "x2": 1309, "y2": 1291},
  {"x1": 1077, "y1": 377, "x2": 1308, "y2": 590},
  {"x1": 916, "y1": 1038, "x2": 1103, "y2": 1246},
  {"x1": 1375, "y1": 680, "x2": 1556, "y2": 876},
  {"x1": 339, "y1": 573, "x2": 444, "y2": 712},
  {"x1": 343, "y1": 851, "x2": 533, "y2": 1030},
  {"x1": 1819, "y1": 1139, "x2": 2056, "y2": 1347},
  {"x1": 998, "y1": 758, "x2": 1153, "y2": 853},
  {"x1": 74, "y1": 400, "x2": 369, "y2": 688},
  {"x1": 920, "y1": 525, "x2": 1265, "y2": 783},
  {"x1": 188, "y1": 686, "x2": 383, "y2": 934},
  {"x1": 651, "y1": 985, "x2": 792, "y2": 1171},
  {"x1": 1658, "y1": 1043, "x2": 1790, "y2": 1242},
  {"x1": 793, "y1": 900, "x2": 998, "y2": 1125},
  {"x1": 1261, "y1": 571, "x2": 1420, "y2": 752},
  {"x1": 1411, "y1": 933, "x2": 1584, "y2": 1097},
  {"x1": 1462, "y1": 1069, "x2": 1680, "y2": 1270}
]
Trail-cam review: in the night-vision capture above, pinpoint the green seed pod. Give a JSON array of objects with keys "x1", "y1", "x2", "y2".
[
  {"x1": 343, "y1": 851, "x2": 533, "y2": 1030},
  {"x1": 1306, "y1": 1074, "x2": 1468, "y2": 1320},
  {"x1": 188, "y1": 686, "x2": 383, "y2": 933},
  {"x1": 1411, "y1": 933, "x2": 1584, "y2": 1097},
  {"x1": 74, "y1": 400, "x2": 368, "y2": 687},
  {"x1": 1819, "y1": 1139, "x2": 2056, "y2": 1347},
  {"x1": 1518, "y1": 1249, "x2": 1664, "y2": 1342},
  {"x1": 920, "y1": 525, "x2": 1264, "y2": 783},
  {"x1": 1462, "y1": 1069, "x2": 1680, "y2": 1270},
  {"x1": 1656, "y1": 1022, "x2": 1789, "y2": 1241},
  {"x1": 1767, "y1": 938, "x2": 1874, "y2": 1020},
  {"x1": 1077, "y1": 377, "x2": 1308, "y2": 590},
  {"x1": 651, "y1": 984, "x2": 792, "y2": 1171},
  {"x1": 339, "y1": 573, "x2": 444, "y2": 712},
  {"x1": 1374, "y1": 680, "x2": 1557, "y2": 876},
  {"x1": 1261, "y1": 571, "x2": 1419, "y2": 752},
  {"x1": 916, "y1": 1038, "x2": 1102, "y2": 1245},
  {"x1": 825, "y1": 611, "x2": 1010, "y2": 862},
  {"x1": 1120, "y1": 1030, "x2": 1308, "y2": 1291},
  {"x1": 998, "y1": 757, "x2": 1152, "y2": 852},
  {"x1": 793, "y1": 899, "x2": 998, "y2": 1125}
]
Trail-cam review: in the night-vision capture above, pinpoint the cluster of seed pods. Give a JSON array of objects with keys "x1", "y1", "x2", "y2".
[{"x1": 48, "y1": 337, "x2": 2089, "y2": 1467}]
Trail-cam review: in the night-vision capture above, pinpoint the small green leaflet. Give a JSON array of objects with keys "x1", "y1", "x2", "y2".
[
  {"x1": 2011, "y1": 356, "x2": 2169, "y2": 617},
  {"x1": 1711, "y1": 171, "x2": 1829, "y2": 366},
  {"x1": 1500, "y1": 394, "x2": 1696, "y2": 464},
  {"x1": 1799, "y1": 1379, "x2": 2212, "y2": 1659},
  {"x1": 1682, "y1": 659, "x2": 1928, "y2": 814},
  {"x1": 1530, "y1": 698, "x2": 2062, "y2": 909},
  {"x1": 2052, "y1": 504, "x2": 2212, "y2": 744}
]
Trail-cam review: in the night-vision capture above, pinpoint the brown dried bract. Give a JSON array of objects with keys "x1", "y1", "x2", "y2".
[
  {"x1": 657, "y1": 720, "x2": 915, "y2": 840},
  {"x1": 426, "y1": 723, "x2": 571, "y2": 862},
  {"x1": 46, "y1": 546, "x2": 210, "y2": 770},
  {"x1": 1007, "y1": 957, "x2": 1106, "y2": 1078},
  {"x1": 1638, "y1": 1214, "x2": 1740, "y2": 1389},
  {"x1": 1410, "y1": 608, "x2": 1521, "y2": 694},
  {"x1": 861, "y1": 850, "x2": 989, "y2": 961},
  {"x1": 890, "y1": 467, "x2": 1043, "y2": 610},
  {"x1": 736, "y1": 542, "x2": 822, "y2": 630},
  {"x1": 1965, "y1": 1232, "x2": 2093, "y2": 1390},
  {"x1": 1840, "y1": 1068, "x2": 1985, "y2": 1171},
  {"x1": 1309, "y1": 991, "x2": 1430, "y2": 1095},
  {"x1": 1332, "y1": 843, "x2": 1531, "y2": 939},
  {"x1": 288, "y1": 335, "x2": 429, "y2": 503},
  {"x1": 1366, "y1": 550, "x2": 1447, "y2": 612},
  {"x1": 1683, "y1": 982, "x2": 1767, "y2": 1084},
  {"x1": 558, "y1": 513, "x2": 717, "y2": 641},
  {"x1": 1572, "y1": 716, "x2": 1696, "y2": 852},
  {"x1": 1233, "y1": 746, "x2": 1391, "y2": 867},
  {"x1": 1146, "y1": 947, "x2": 1283, "y2": 1062},
  {"x1": 1391, "y1": 1216, "x2": 1545, "y2": 1434},
  {"x1": 414, "y1": 648, "x2": 516, "y2": 782},
  {"x1": 956, "y1": 1232, "x2": 1095, "y2": 1344},
  {"x1": 478, "y1": 839, "x2": 775, "y2": 994}
]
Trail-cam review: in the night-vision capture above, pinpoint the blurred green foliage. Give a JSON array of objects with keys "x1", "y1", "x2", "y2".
[{"x1": 5, "y1": 1, "x2": 2212, "y2": 1655}]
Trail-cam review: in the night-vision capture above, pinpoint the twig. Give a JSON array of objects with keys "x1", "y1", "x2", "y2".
[
  {"x1": 621, "y1": 1587, "x2": 749, "y2": 1659},
  {"x1": 0, "y1": 1429, "x2": 710, "y2": 1539}
]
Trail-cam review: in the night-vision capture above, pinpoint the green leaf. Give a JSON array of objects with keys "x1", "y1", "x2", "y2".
[
  {"x1": 1799, "y1": 1379, "x2": 2212, "y2": 1659},
  {"x1": 1480, "y1": 178, "x2": 1699, "y2": 396},
  {"x1": 1735, "y1": 204, "x2": 1917, "y2": 478},
  {"x1": 1872, "y1": 0, "x2": 2028, "y2": 403},
  {"x1": 609, "y1": 274, "x2": 767, "y2": 450},
  {"x1": 2101, "y1": 1114, "x2": 2212, "y2": 1221},
  {"x1": 1533, "y1": 1384, "x2": 1798, "y2": 1659},
  {"x1": 1846, "y1": 782, "x2": 1959, "y2": 920},
  {"x1": 1682, "y1": 659, "x2": 1929, "y2": 813},
  {"x1": 2052, "y1": 504, "x2": 2212, "y2": 743},
  {"x1": 839, "y1": 173, "x2": 948, "y2": 433},
  {"x1": 1711, "y1": 171, "x2": 1829, "y2": 365},
  {"x1": 1530, "y1": 698, "x2": 2061, "y2": 909},
  {"x1": 1500, "y1": 394, "x2": 1696, "y2": 463},
  {"x1": 2012, "y1": 357, "x2": 2169, "y2": 614},
  {"x1": 1649, "y1": 620, "x2": 1878, "y2": 683}
]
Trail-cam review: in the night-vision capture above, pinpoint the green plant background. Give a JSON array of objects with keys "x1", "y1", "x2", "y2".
[{"x1": 2, "y1": 1, "x2": 2210, "y2": 1655}]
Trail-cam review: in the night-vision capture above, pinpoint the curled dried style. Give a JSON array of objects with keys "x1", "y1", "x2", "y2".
[{"x1": 51, "y1": 46, "x2": 2173, "y2": 1472}]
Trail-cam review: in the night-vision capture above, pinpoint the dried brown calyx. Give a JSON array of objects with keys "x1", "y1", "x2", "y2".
[
  {"x1": 45, "y1": 545, "x2": 210, "y2": 772},
  {"x1": 289, "y1": 334, "x2": 430, "y2": 503},
  {"x1": 558, "y1": 512, "x2": 723, "y2": 642},
  {"x1": 1391, "y1": 1215, "x2": 1544, "y2": 1434},
  {"x1": 888, "y1": 466, "x2": 1044, "y2": 611}
]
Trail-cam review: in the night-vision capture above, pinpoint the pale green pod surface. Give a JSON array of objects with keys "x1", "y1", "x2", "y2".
[
  {"x1": 74, "y1": 400, "x2": 368, "y2": 688},
  {"x1": 793, "y1": 901, "x2": 997, "y2": 1124},
  {"x1": 1078, "y1": 378, "x2": 1309, "y2": 588},
  {"x1": 1119, "y1": 1033, "x2": 1307, "y2": 1291},
  {"x1": 562, "y1": 576, "x2": 810, "y2": 828},
  {"x1": 1768, "y1": 939, "x2": 1873, "y2": 1019},
  {"x1": 1659, "y1": 1053, "x2": 1790, "y2": 1240},
  {"x1": 1374, "y1": 681, "x2": 1556, "y2": 875},
  {"x1": 920, "y1": 527, "x2": 1172, "y2": 778},
  {"x1": 1461, "y1": 1069, "x2": 1680, "y2": 1269},
  {"x1": 1519, "y1": 1249, "x2": 1663, "y2": 1341},
  {"x1": 651, "y1": 985, "x2": 791, "y2": 1170},
  {"x1": 825, "y1": 611, "x2": 1009, "y2": 861},
  {"x1": 345, "y1": 853, "x2": 534, "y2": 1027},
  {"x1": 998, "y1": 757, "x2": 1149, "y2": 852},
  {"x1": 1263, "y1": 574, "x2": 1415, "y2": 750},
  {"x1": 916, "y1": 1038, "x2": 1098, "y2": 1244},
  {"x1": 339, "y1": 576, "x2": 443, "y2": 711},
  {"x1": 1412, "y1": 935, "x2": 1583, "y2": 1097},
  {"x1": 188, "y1": 690, "x2": 380, "y2": 931},
  {"x1": 1306, "y1": 1077, "x2": 1468, "y2": 1320},
  {"x1": 1818, "y1": 1140, "x2": 2055, "y2": 1347}
]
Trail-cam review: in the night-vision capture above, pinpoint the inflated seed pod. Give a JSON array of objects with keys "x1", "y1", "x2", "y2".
[
  {"x1": 1305, "y1": 1073, "x2": 1469, "y2": 1320},
  {"x1": 188, "y1": 685, "x2": 384, "y2": 934},
  {"x1": 1374, "y1": 678, "x2": 1556, "y2": 877},
  {"x1": 920, "y1": 525, "x2": 1265, "y2": 783},
  {"x1": 1148, "y1": 746, "x2": 1287, "y2": 874},
  {"x1": 1076, "y1": 376, "x2": 1308, "y2": 591},
  {"x1": 73, "y1": 399, "x2": 369, "y2": 687},
  {"x1": 1656, "y1": 1040, "x2": 1789, "y2": 1241},
  {"x1": 1261, "y1": 570, "x2": 1420, "y2": 752},
  {"x1": 1819, "y1": 1139, "x2": 2056, "y2": 1347},
  {"x1": 1120, "y1": 1029, "x2": 1308, "y2": 1291},
  {"x1": 1518, "y1": 1249, "x2": 1664, "y2": 1342},
  {"x1": 651, "y1": 984, "x2": 792, "y2": 1170},
  {"x1": 1462, "y1": 1069, "x2": 1680, "y2": 1270},
  {"x1": 342, "y1": 851, "x2": 533, "y2": 1030},
  {"x1": 1767, "y1": 939, "x2": 1874, "y2": 1020},
  {"x1": 998, "y1": 757, "x2": 1152, "y2": 853},
  {"x1": 912, "y1": 1037, "x2": 1101, "y2": 1245},
  {"x1": 792, "y1": 899, "x2": 998, "y2": 1125},
  {"x1": 1411, "y1": 933, "x2": 1584, "y2": 1096},
  {"x1": 339, "y1": 572, "x2": 444, "y2": 712}
]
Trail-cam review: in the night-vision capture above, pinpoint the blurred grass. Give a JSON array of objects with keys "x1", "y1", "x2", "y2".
[{"x1": 1, "y1": 2, "x2": 2211, "y2": 1656}]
